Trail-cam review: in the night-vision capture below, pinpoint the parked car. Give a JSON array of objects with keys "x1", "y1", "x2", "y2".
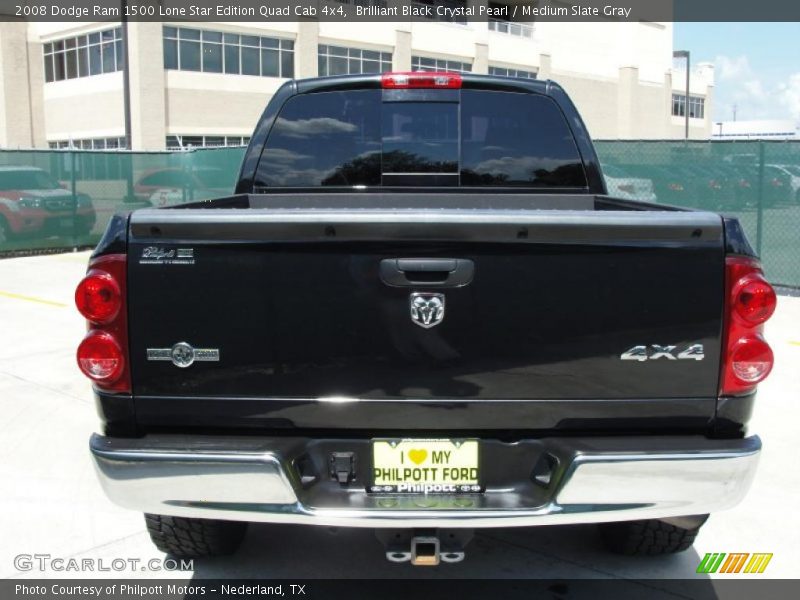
[
  {"x1": 711, "y1": 164, "x2": 757, "y2": 209},
  {"x1": 704, "y1": 164, "x2": 794, "y2": 209},
  {"x1": 79, "y1": 73, "x2": 774, "y2": 565},
  {"x1": 622, "y1": 164, "x2": 691, "y2": 205},
  {"x1": 768, "y1": 164, "x2": 800, "y2": 202},
  {"x1": 676, "y1": 163, "x2": 742, "y2": 210},
  {"x1": 0, "y1": 166, "x2": 95, "y2": 246},
  {"x1": 601, "y1": 164, "x2": 657, "y2": 202},
  {"x1": 133, "y1": 167, "x2": 231, "y2": 206},
  {"x1": 736, "y1": 165, "x2": 793, "y2": 208}
]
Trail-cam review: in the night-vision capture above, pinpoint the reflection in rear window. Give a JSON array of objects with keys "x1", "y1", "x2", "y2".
[
  {"x1": 382, "y1": 102, "x2": 458, "y2": 173},
  {"x1": 460, "y1": 90, "x2": 586, "y2": 187},
  {"x1": 256, "y1": 90, "x2": 382, "y2": 187},
  {"x1": 255, "y1": 89, "x2": 586, "y2": 188}
]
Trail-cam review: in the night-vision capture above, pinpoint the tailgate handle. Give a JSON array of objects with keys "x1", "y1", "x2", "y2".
[{"x1": 380, "y1": 258, "x2": 474, "y2": 287}]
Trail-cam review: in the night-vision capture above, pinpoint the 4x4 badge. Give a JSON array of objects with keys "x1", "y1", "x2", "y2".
[
  {"x1": 410, "y1": 293, "x2": 445, "y2": 329},
  {"x1": 621, "y1": 344, "x2": 705, "y2": 361}
]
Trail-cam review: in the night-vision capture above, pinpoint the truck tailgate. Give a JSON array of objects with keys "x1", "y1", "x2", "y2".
[{"x1": 126, "y1": 206, "x2": 724, "y2": 429}]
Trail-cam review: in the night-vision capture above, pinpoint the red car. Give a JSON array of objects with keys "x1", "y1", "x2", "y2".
[
  {"x1": 0, "y1": 166, "x2": 96, "y2": 246},
  {"x1": 133, "y1": 167, "x2": 230, "y2": 206}
]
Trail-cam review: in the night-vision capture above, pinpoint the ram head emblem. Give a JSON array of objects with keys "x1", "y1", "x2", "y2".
[{"x1": 409, "y1": 293, "x2": 445, "y2": 329}]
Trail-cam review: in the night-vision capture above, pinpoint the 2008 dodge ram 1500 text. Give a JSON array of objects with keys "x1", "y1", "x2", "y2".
[{"x1": 77, "y1": 73, "x2": 775, "y2": 564}]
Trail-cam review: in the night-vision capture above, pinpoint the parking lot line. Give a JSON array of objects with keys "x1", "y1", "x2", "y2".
[{"x1": 0, "y1": 290, "x2": 67, "y2": 308}]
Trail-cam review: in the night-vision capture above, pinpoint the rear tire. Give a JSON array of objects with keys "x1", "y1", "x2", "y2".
[
  {"x1": 144, "y1": 514, "x2": 247, "y2": 558},
  {"x1": 599, "y1": 516, "x2": 708, "y2": 556}
]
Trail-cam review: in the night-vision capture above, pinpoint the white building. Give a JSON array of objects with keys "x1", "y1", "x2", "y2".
[
  {"x1": 0, "y1": 2, "x2": 715, "y2": 150},
  {"x1": 711, "y1": 120, "x2": 799, "y2": 140}
]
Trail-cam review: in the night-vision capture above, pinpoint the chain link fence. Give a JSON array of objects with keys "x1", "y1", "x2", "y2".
[
  {"x1": 595, "y1": 140, "x2": 800, "y2": 288},
  {"x1": 1, "y1": 141, "x2": 798, "y2": 287},
  {"x1": 0, "y1": 147, "x2": 243, "y2": 253}
]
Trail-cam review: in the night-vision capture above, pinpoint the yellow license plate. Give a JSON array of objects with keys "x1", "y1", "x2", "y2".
[{"x1": 370, "y1": 439, "x2": 481, "y2": 494}]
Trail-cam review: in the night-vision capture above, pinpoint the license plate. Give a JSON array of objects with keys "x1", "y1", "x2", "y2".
[{"x1": 370, "y1": 439, "x2": 481, "y2": 494}]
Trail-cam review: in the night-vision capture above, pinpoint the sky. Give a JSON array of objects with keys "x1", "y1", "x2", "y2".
[{"x1": 673, "y1": 22, "x2": 800, "y2": 123}]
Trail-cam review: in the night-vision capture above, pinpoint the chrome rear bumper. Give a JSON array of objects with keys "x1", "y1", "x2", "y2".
[{"x1": 90, "y1": 433, "x2": 760, "y2": 528}]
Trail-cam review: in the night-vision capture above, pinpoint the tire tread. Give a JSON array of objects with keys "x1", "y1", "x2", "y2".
[
  {"x1": 144, "y1": 514, "x2": 247, "y2": 558},
  {"x1": 599, "y1": 518, "x2": 706, "y2": 556}
]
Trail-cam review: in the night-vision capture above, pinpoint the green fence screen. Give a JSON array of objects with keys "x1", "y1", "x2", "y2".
[
  {"x1": 1, "y1": 141, "x2": 799, "y2": 287},
  {"x1": 594, "y1": 140, "x2": 800, "y2": 288}
]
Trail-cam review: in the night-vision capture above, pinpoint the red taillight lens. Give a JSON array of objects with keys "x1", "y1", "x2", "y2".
[
  {"x1": 733, "y1": 275, "x2": 777, "y2": 325},
  {"x1": 75, "y1": 271, "x2": 121, "y2": 324},
  {"x1": 729, "y1": 337, "x2": 774, "y2": 384},
  {"x1": 721, "y1": 256, "x2": 776, "y2": 395},
  {"x1": 77, "y1": 331, "x2": 124, "y2": 383},
  {"x1": 75, "y1": 254, "x2": 130, "y2": 393},
  {"x1": 381, "y1": 71, "x2": 462, "y2": 89}
]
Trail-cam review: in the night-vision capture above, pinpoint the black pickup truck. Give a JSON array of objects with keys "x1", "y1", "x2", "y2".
[{"x1": 77, "y1": 73, "x2": 776, "y2": 565}]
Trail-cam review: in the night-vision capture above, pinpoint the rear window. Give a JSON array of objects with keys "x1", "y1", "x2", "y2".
[
  {"x1": 382, "y1": 102, "x2": 459, "y2": 174},
  {"x1": 256, "y1": 90, "x2": 382, "y2": 187},
  {"x1": 255, "y1": 89, "x2": 586, "y2": 188}
]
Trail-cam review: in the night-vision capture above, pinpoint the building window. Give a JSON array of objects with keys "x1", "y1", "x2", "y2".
[
  {"x1": 688, "y1": 96, "x2": 705, "y2": 119},
  {"x1": 43, "y1": 28, "x2": 122, "y2": 83},
  {"x1": 166, "y1": 135, "x2": 251, "y2": 149},
  {"x1": 163, "y1": 26, "x2": 294, "y2": 78},
  {"x1": 487, "y1": 3, "x2": 534, "y2": 38},
  {"x1": 48, "y1": 137, "x2": 126, "y2": 150},
  {"x1": 411, "y1": 55, "x2": 472, "y2": 73},
  {"x1": 318, "y1": 45, "x2": 392, "y2": 76},
  {"x1": 488, "y1": 18, "x2": 534, "y2": 38},
  {"x1": 489, "y1": 66, "x2": 537, "y2": 79},
  {"x1": 672, "y1": 94, "x2": 705, "y2": 119}
]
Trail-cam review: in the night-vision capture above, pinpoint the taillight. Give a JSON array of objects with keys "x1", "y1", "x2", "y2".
[
  {"x1": 729, "y1": 337, "x2": 773, "y2": 384},
  {"x1": 733, "y1": 274, "x2": 777, "y2": 324},
  {"x1": 75, "y1": 254, "x2": 130, "y2": 393},
  {"x1": 75, "y1": 271, "x2": 121, "y2": 324},
  {"x1": 720, "y1": 256, "x2": 777, "y2": 395},
  {"x1": 381, "y1": 71, "x2": 462, "y2": 89},
  {"x1": 77, "y1": 331, "x2": 125, "y2": 383}
]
